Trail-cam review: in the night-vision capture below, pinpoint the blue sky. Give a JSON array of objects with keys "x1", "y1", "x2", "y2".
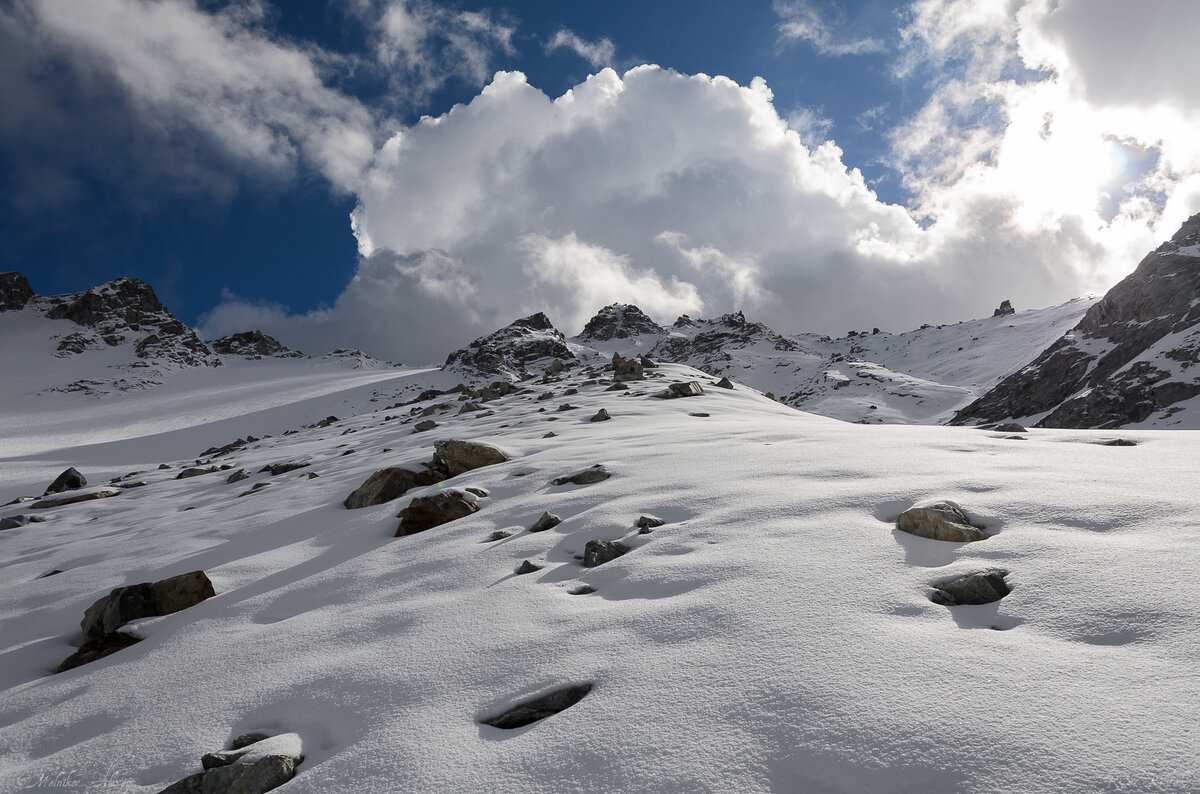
[{"x1": 2, "y1": 0, "x2": 1198, "y2": 361}]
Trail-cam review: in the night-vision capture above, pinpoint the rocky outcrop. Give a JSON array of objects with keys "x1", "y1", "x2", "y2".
[
  {"x1": 32, "y1": 489, "x2": 120, "y2": 509},
  {"x1": 993, "y1": 300, "x2": 1015, "y2": 317},
  {"x1": 576, "y1": 304, "x2": 666, "y2": 343},
  {"x1": 583, "y1": 539, "x2": 630, "y2": 567},
  {"x1": 44, "y1": 467, "x2": 86, "y2": 495},
  {"x1": 0, "y1": 271, "x2": 34, "y2": 311},
  {"x1": 210, "y1": 330, "x2": 304, "y2": 358},
  {"x1": 443, "y1": 313, "x2": 577, "y2": 380},
  {"x1": 344, "y1": 468, "x2": 437, "y2": 509},
  {"x1": 81, "y1": 570, "x2": 216, "y2": 640},
  {"x1": 953, "y1": 213, "x2": 1200, "y2": 428}
]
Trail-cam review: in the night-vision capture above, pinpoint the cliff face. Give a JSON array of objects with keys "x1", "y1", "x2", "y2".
[{"x1": 953, "y1": 213, "x2": 1200, "y2": 428}]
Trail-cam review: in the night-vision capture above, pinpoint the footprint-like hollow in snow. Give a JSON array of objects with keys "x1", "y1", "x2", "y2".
[{"x1": 480, "y1": 683, "x2": 593, "y2": 729}]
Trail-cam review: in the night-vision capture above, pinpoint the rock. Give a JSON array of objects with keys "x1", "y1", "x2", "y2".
[
  {"x1": 0, "y1": 271, "x2": 34, "y2": 311},
  {"x1": 993, "y1": 300, "x2": 1015, "y2": 317},
  {"x1": 993, "y1": 422, "x2": 1027, "y2": 433},
  {"x1": 258, "y1": 462, "x2": 309, "y2": 476},
  {"x1": 689, "y1": 412, "x2": 710, "y2": 418},
  {"x1": 529, "y1": 511, "x2": 562, "y2": 533},
  {"x1": 568, "y1": 585, "x2": 597, "y2": 596},
  {"x1": 605, "y1": 382, "x2": 628, "y2": 391},
  {"x1": 44, "y1": 467, "x2": 87, "y2": 495},
  {"x1": 226, "y1": 468, "x2": 251, "y2": 484},
  {"x1": 176, "y1": 466, "x2": 219, "y2": 479},
  {"x1": 116, "y1": 480, "x2": 147, "y2": 489},
  {"x1": 158, "y1": 754, "x2": 301, "y2": 794},
  {"x1": 81, "y1": 570, "x2": 216, "y2": 641},
  {"x1": 546, "y1": 359, "x2": 565, "y2": 375},
  {"x1": 515, "y1": 560, "x2": 543, "y2": 575},
  {"x1": 583, "y1": 539, "x2": 631, "y2": 568},
  {"x1": 209, "y1": 330, "x2": 303, "y2": 358},
  {"x1": 542, "y1": 432, "x2": 558, "y2": 438},
  {"x1": 556, "y1": 403, "x2": 576, "y2": 412},
  {"x1": 433, "y1": 439, "x2": 510, "y2": 477},
  {"x1": 443, "y1": 313, "x2": 577, "y2": 381},
  {"x1": 538, "y1": 391, "x2": 555, "y2": 401},
  {"x1": 636, "y1": 515, "x2": 664, "y2": 530},
  {"x1": 313, "y1": 416, "x2": 339, "y2": 428},
  {"x1": 577, "y1": 304, "x2": 666, "y2": 342},
  {"x1": 614, "y1": 357, "x2": 644, "y2": 382},
  {"x1": 590, "y1": 408, "x2": 611, "y2": 422},
  {"x1": 930, "y1": 569, "x2": 1012, "y2": 606},
  {"x1": 395, "y1": 492, "x2": 478, "y2": 536},
  {"x1": 714, "y1": 377, "x2": 734, "y2": 389},
  {"x1": 479, "y1": 683, "x2": 593, "y2": 729},
  {"x1": 55, "y1": 631, "x2": 142, "y2": 673},
  {"x1": 1101, "y1": 438, "x2": 1138, "y2": 447},
  {"x1": 661, "y1": 381, "x2": 704, "y2": 398},
  {"x1": 464, "y1": 487, "x2": 489, "y2": 497},
  {"x1": 0, "y1": 514, "x2": 46, "y2": 531},
  {"x1": 344, "y1": 468, "x2": 438, "y2": 509},
  {"x1": 32, "y1": 489, "x2": 120, "y2": 509},
  {"x1": 552, "y1": 468, "x2": 611, "y2": 486},
  {"x1": 485, "y1": 530, "x2": 513, "y2": 542},
  {"x1": 896, "y1": 503, "x2": 989, "y2": 543},
  {"x1": 413, "y1": 419, "x2": 438, "y2": 433},
  {"x1": 457, "y1": 401, "x2": 483, "y2": 414}
]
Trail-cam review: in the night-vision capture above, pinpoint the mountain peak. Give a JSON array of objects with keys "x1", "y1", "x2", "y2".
[
  {"x1": 577, "y1": 303, "x2": 666, "y2": 342},
  {"x1": 0, "y1": 271, "x2": 33, "y2": 311},
  {"x1": 443, "y1": 313, "x2": 576, "y2": 380}
]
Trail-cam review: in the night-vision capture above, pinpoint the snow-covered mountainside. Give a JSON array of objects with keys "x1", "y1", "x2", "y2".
[
  {"x1": 1, "y1": 359, "x2": 1196, "y2": 792},
  {"x1": 953, "y1": 212, "x2": 1200, "y2": 429}
]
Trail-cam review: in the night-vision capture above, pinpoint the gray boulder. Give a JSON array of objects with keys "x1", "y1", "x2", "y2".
[
  {"x1": 714, "y1": 377, "x2": 734, "y2": 389},
  {"x1": 590, "y1": 408, "x2": 611, "y2": 422},
  {"x1": 158, "y1": 754, "x2": 301, "y2": 794},
  {"x1": 433, "y1": 440, "x2": 510, "y2": 477},
  {"x1": 896, "y1": 503, "x2": 989, "y2": 543},
  {"x1": 583, "y1": 539, "x2": 631, "y2": 568},
  {"x1": 480, "y1": 683, "x2": 593, "y2": 729},
  {"x1": 81, "y1": 570, "x2": 216, "y2": 641},
  {"x1": 662, "y1": 381, "x2": 703, "y2": 398},
  {"x1": 345, "y1": 468, "x2": 438, "y2": 509},
  {"x1": 529, "y1": 511, "x2": 562, "y2": 532},
  {"x1": 930, "y1": 569, "x2": 1012, "y2": 606},
  {"x1": 396, "y1": 492, "x2": 478, "y2": 536},
  {"x1": 413, "y1": 419, "x2": 438, "y2": 433},
  {"x1": 515, "y1": 560, "x2": 543, "y2": 575},
  {"x1": 552, "y1": 468, "x2": 611, "y2": 486},
  {"x1": 32, "y1": 489, "x2": 120, "y2": 509},
  {"x1": 993, "y1": 300, "x2": 1015, "y2": 317},
  {"x1": 44, "y1": 467, "x2": 86, "y2": 495},
  {"x1": 226, "y1": 468, "x2": 251, "y2": 484},
  {"x1": 0, "y1": 514, "x2": 46, "y2": 531}
]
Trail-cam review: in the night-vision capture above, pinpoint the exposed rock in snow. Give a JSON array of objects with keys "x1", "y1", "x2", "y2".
[
  {"x1": 0, "y1": 272, "x2": 34, "y2": 311},
  {"x1": 552, "y1": 467, "x2": 611, "y2": 486},
  {"x1": 955, "y1": 213, "x2": 1200, "y2": 428},
  {"x1": 515, "y1": 560, "x2": 543, "y2": 575},
  {"x1": 929, "y1": 569, "x2": 1012, "y2": 606},
  {"x1": 44, "y1": 467, "x2": 86, "y2": 495},
  {"x1": 583, "y1": 539, "x2": 631, "y2": 568},
  {"x1": 993, "y1": 300, "x2": 1015, "y2": 317},
  {"x1": 480, "y1": 683, "x2": 593, "y2": 729},
  {"x1": 344, "y1": 467, "x2": 437, "y2": 509},
  {"x1": 432, "y1": 439, "x2": 510, "y2": 477},
  {"x1": 0, "y1": 514, "x2": 46, "y2": 531},
  {"x1": 528, "y1": 511, "x2": 561, "y2": 533},
  {"x1": 897, "y1": 503, "x2": 990, "y2": 543},
  {"x1": 31, "y1": 488, "x2": 120, "y2": 509},
  {"x1": 80, "y1": 570, "x2": 216, "y2": 640},
  {"x1": 210, "y1": 330, "x2": 304, "y2": 359},
  {"x1": 576, "y1": 303, "x2": 666, "y2": 343},
  {"x1": 443, "y1": 312, "x2": 576, "y2": 381},
  {"x1": 395, "y1": 491, "x2": 478, "y2": 535}
]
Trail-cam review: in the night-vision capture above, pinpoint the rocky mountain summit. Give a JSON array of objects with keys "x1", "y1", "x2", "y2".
[
  {"x1": 575, "y1": 303, "x2": 666, "y2": 342},
  {"x1": 210, "y1": 331, "x2": 303, "y2": 359},
  {"x1": 953, "y1": 213, "x2": 1200, "y2": 428},
  {"x1": 442, "y1": 312, "x2": 578, "y2": 380}
]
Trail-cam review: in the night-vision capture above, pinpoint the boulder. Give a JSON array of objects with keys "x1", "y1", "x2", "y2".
[
  {"x1": 590, "y1": 408, "x2": 611, "y2": 422},
  {"x1": 568, "y1": 585, "x2": 597, "y2": 596},
  {"x1": 485, "y1": 530, "x2": 512, "y2": 542},
  {"x1": 433, "y1": 440, "x2": 510, "y2": 477},
  {"x1": 930, "y1": 569, "x2": 1012, "y2": 606},
  {"x1": 0, "y1": 514, "x2": 46, "y2": 531},
  {"x1": 614, "y1": 358, "x2": 644, "y2": 382},
  {"x1": 44, "y1": 467, "x2": 86, "y2": 495},
  {"x1": 32, "y1": 489, "x2": 120, "y2": 509},
  {"x1": 226, "y1": 468, "x2": 251, "y2": 484},
  {"x1": 993, "y1": 422, "x2": 1027, "y2": 433},
  {"x1": 604, "y1": 382, "x2": 628, "y2": 391},
  {"x1": 636, "y1": 515, "x2": 665, "y2": 530},
  {"x1": 993, "y1": 300, "x2": 1015, "y2": 317},
  {"x1": 662, "y1": 381, "x2": 703, "y2": 398},
  {"x1": 583, "y1": 539, "x2": 631, "y2": 568},
  {"x1": 81, "y1": 570, "x2": 216, "y2": 641},
  {"x1": 896, "y1": 503, "x2": 989, "y2": 543},
  {"x1": 413, "y1": 419, "x2": 438, "y2": 433},
  {"x1": 395, "y1": 492, "x2": 478, "y2": 536},
  {"x1": 480, "y1": 683, "x2": 593, "y2": 729},
  {"x1": 714, "y1": 377, "x2": 734, "y2": 389},
  {"x1": 344, "y1": 468, "x2": 437, "y2": 509},
  {"x1": 158, "y1": 754, "x2": 301, "y2": 794},
  {"x1": 529, "y1": 511, "x2": 562, "y2": 533},
  {"x1": 258, "y1": 461, "x2": 309, "y2": 476},
  {"x1": 176, "y1": 466, "x2": 219, "y2": 480},
  {"x1": 515, "y1": 560, "x2": 543, "y2": 575}
]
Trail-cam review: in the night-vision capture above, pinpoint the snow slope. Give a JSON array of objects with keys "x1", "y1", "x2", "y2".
[{"x1": 1, "y1": 361, "x2": 1196, "y2": 792}]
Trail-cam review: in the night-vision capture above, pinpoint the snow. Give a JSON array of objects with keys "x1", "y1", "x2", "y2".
[{"x1": 1, "y1": 360, "x2": 1197, "y2": 792}]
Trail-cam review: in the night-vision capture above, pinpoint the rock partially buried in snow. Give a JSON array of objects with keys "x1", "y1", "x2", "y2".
[
  {"x1": 433, "y1": 439, "x2": 510, "y2": 477},
  {"x1": 56, "y1": 631, "x2": 142, "y2": 673},
  {"x1": 896, "y1": 503, "x2": 989, "y2": 543},
  {"x1": 529, "y1": 511, "x2": 561, "y2": 532},
  {"x1": 660, "y1": 381, "x2": 704, "y2": 398},
  {"x1": 0, "y1": 514, "x2": 46, "y2": 531},
  {"x1": 714, "y1": 377, "x2": 734, "y2": 389},
  {"x1": 590, "y1": 408, "x2": 611, "y2": 422},
  {"x1": 552, "y1": 467, "x2": 611, "y2": 486},
  {"x1": 259, "y1": 461, "x2": 309, "y2": 476},
  {"x1": 480, "y1": 683, "x2": 593, "y2": 729},
  {"x1": 226, "y1": 468, "x2": 251, "y2": 484},
  {"x1": 344, "y1": 468, "x2": 438, "y2": 509},
  {"x1": 515, "y1": 560, "x2": 542, "y2": 575},
  {"x1": 413, "y1": 419, "x2": 438, "y2": 433},
  {"x1": 993, "y1": 422, "x2": 1027, "y2": 433},
  {"x1": 44, "y1": 467, "x2": 86, "y2": 495},
  {"x1": 31, "y1": 488, "x2": 120, "y2": 509},
  {"x1": 396, "y1": 492, "x2": 478, "y2": 536},
  {"x1": 583, "y1": 539, "x2": 631, "y2": 567},
  {"x1": 1101, "y1": 438, "x2": 1138, "y2": 447},
  {"x1": 81, "y1": 570, "x2": 216, "y2": 640},
  {"x1": 159, "y1": 734, "x2": 303, "y2": 794},
  {"x1": 636, "y1": 515, "x2": 664, "y2": 531},
  {"x1": 930, "y1": 569, "x2": 1012, "y2": 606}
]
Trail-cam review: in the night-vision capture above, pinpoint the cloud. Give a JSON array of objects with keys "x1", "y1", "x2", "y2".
[
  {"x1": 774, "y1": 0, "x2": 886, "y2": 56},
  {"x1": 545, "y1": 29, "x2": 616, "y2": 69}
]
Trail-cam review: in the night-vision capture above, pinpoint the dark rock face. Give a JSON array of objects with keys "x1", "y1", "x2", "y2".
[
  {"x1": 0, "y1": 514, "x2": 46, "y2": 531},
  {"x1": 44, "y1": 467, "x2": 86, "y2": 495},
  {"x1": 46, "y1": 277, "x2": 165, "y2": 326},
  {"x1": 0, "y1": 271, "x2": 34, "y2": 310},
  {"x1": 954, "y1": 213, "x2": 1200, "y2": 428},
  {"x1": 577, "y1": 304, "x2": 666, "y2": 342},
  {"x1": 480, "y1": 683, "x2": 593, "y2": 729},
  {"x1": 930, "y1": 569, "x2": 1012, "y2": 606},
  {"x1": 159, "y1": 753, "x2": 301, "y2": 794},
  {"x1": 210, "y1": 330, "x2": 304, "y2": 358},
  {"x1": 515, "y1": 560, "x2": 543, "y2": 575},
  {"x1": 259, "y1": 461, "x2": 309, "y2": 476},
  {"x1": 81, "y1": 570, "x2": 216, "y2": 640},
  {"x1": 443, "y1": 313, "x2": 577, "y2": 380},
  {"x1": 529, "y1": 511, "x2": 561, "y2": 532},
  {"x1": 650, "y1": 311, "x2": 799, "y2": 373},
  {"x1": 590, "y1": 408, "x2": 612, "y2": 422},
  {"x1": 56, "y1": 631, "x2": 142, "y2": 673},
  {"x1": 662, "y1": 381, "x2": 704, "y2": 398},
  {"x1": 552, "y1": 468, "x2": 611, "y2": 486},
  {"x1": 993, "y1": 300, "x2": 1015, "y2": 317},
  {"x1": 897, "y1": 504, "x2": 988, "y2": 543},
  {"x1": 583, "y1": 539, "x2": 631, "y2": 567},
  {"x1": 433, "y1": 439, "x2": 510, "y2": 477},
  {"x1": 396, "y1": 492, "x2": 478, "y2": 535},
  {"x1": 345, "y1": 468, "x2": 438, "y2": 509}
]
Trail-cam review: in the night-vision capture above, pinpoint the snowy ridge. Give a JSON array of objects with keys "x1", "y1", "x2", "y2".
[{"x1": 0, "y1": 360, "x2": 1196, "y2": 792}]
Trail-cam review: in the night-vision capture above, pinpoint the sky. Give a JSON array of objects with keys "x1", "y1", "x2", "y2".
[{"x1": 2, "y1": 0, "x2": 1199, "y2": 363}]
